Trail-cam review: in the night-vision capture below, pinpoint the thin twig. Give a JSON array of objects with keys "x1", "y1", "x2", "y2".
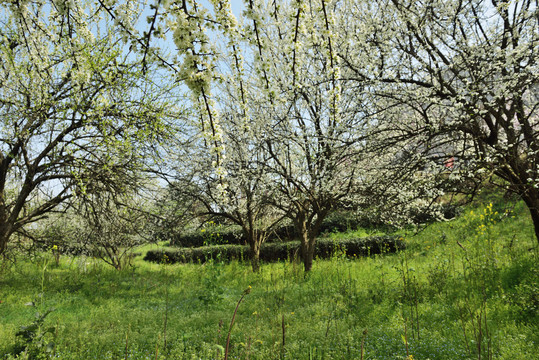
[{"x1": 281, "y1": 313, "x2": 286, "y2": 358}]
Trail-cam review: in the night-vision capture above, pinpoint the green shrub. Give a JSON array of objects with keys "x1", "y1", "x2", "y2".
[
  {"x1": 145, "y1": 236, "x2": 404, "y2": 264},
  {"x1": 318, "y1": 210, "x2": 363, "y2": 234},
  {"x1": 169, "y1": 223, "x2": 298, "y2": 248},
  {"x1": 168, "y1": 212, "x2": 379, "y2": 248},
  {"x1": 169, "y1": 224, "x2": 245, "y2": 247}
]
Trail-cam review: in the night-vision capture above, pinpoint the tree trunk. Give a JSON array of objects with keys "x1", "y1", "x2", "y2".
[
  {"x1": 244, "y1": 228, "x2": 262, "y2": 273},
  {"x1": 250, "y1": 242, "x2": 261, "y2": 272},
  {"x1": 0, "y1": 220, "x2": 13, "y2": 256},
  {"x1": 500, "y1": 164, "x2": 539, "y2": 245},
  {"x1": 531, "y1": 208, "x2": 539, "y2": 246},
  {"x1": 300, "y1": 231, "x2": 316, "y2": 272},
  {"x1": 295, "y1": 210, "x2": 326, "y2": 273},
  {"x1": 0, "y1": 232, "x2": 7, "y2": 256},
  {"x1": 522, "y1": 195, "x2": 539, "y2": 245}
]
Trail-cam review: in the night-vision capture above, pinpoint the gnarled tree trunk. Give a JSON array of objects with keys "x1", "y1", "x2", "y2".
[
  {"x1": 300, "y1": 231, "x2": 316, "y2": 272},
  {"x1": 522, "y1": 193, "x2": 539, "y2": 245},
  {"x1": 244, "y1": 228, "x2": 264, "y2": 273}
]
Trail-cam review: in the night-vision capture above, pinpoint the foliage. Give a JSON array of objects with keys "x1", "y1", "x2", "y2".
[
  {"x1": 504, "y1": 260, "x2": 539, "y2": 321},
  {"x1": 168, "y1": 211, "x2": 378, "y2": 248},
  {"x1": 147, "y1": 185, "x2": 201, "y2": 245},
  {"x1": 11, "y1": 307, "x2": 56, "y2": 359},
  {"x1": 18, "y1": 215, "x2": 87, "y2": 260},
  {"x1": 29, "y1": 192, "x2": 154, "y2": 270},
  {"x1": 169, "y1": 224, "x2": 244, "y2": 248},
  {"x1": 78, "y1": 195, "x2": 150, "y2": 270}
]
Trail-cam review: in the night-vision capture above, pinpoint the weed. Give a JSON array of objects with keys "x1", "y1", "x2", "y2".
[
  {"x1": 11, "y1": 303, "x2": 56, "y2": 359},
  {"x1": 198, "y1": 257, "x2": 225, "y2": 307}
]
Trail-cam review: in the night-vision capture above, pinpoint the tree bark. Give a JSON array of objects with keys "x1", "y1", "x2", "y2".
[
  {"x1": 0, "y1": 218, "x2": 13, "y2": 256},
  {"x1": 244, "y1": 227, "x2": 263, "y2": 273},
  {"x1": 531, "y1": 208, "x2": 539, "y2": 246},
  {"x1": 295, "y1": 208, "x2": 329, "y2": 272},
  {"x1": 250, "y1": 241, "x2": 261, "y2": 272},
  {"x1": 300, "y1": 231, "x2": 316, "y2": 272},
  {"x1": 522, "y1": 194, "x2": 539, "y2": 245},
  {"x1": 0, "y1": 231, "x2": 8, "y2": 256}
]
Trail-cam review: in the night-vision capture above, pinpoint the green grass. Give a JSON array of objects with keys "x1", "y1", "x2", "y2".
[
  {"x1": 320, "y1": 227, "x2": 385, "y2": 240},
  {"x1": 0, "y1": 197, "x2": 537, "y2": 359}
]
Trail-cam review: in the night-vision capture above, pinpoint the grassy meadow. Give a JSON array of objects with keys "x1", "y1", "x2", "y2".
[{"x1": 0, "y1": 195, "x2": 537, "y2": 359}]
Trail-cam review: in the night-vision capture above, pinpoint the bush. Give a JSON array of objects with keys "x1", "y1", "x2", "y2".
[
  {"x1": 169, "y1": 224, "x2": 245, "y2": 247},
  {"x1": 318, "y1": 211, "x2": 362, "y2": 234},
  {"x1": 409, "y1": 203, "x2": 463, "y2": 224},
  {"x1": 145, "y1": 235, "x2": 405, "y2": 264},
  {"x1": 30, "y1": 202, "x2": 152, "y2": 270},
  {"x1": 168, "y1": 212, "x2": 371, "y2": 248},
  {"x1": 168, "y1": 222, "x2": 299, "y2": 247}
]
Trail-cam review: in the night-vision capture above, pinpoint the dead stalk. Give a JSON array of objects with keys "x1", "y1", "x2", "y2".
[
  {"x1": 281, "y1": 313, "x2": 286, "y2": 358},
  {"x1": 224, "y1": 286, "x2": 251, "y2": 360},
  {"x1": 360, "y1": 329, "x2": 368, "y2": 360}
]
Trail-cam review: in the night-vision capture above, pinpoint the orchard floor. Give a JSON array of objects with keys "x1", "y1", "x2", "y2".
[{"x1": 1, "y1": 199, "x2": 537, "y2": 359}]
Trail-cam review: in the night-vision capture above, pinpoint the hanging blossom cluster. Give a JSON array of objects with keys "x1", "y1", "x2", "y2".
[
  {"x1": 318, "y1": 0, "x2": 342, "y2": 124},
  {"x1": 287, "y1": 0, "x2": 307, "y2": 92},
  {"x1": 169, "y1": 0, "x2": 232, "y2": 198},
  {"x1": 171, "y1": 5, "x2": 213, "y2": 96},
  {"x1": 241, "y1": 0, "x2": 278, "y2": 102},
  {"x1": 285, "y1": 0, "x2": 343, "y2": 119},
  {"x1": 210, "y1": 0, "x2": 251, "y2": 134}
]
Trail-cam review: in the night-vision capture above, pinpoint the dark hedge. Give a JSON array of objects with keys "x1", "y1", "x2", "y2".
[
  {"x1": 169, "y1": 226, "x2": 245, "y2": 247},
  {"x1": 168, "y1": 212, "x2": 370, "y2": 248},
  {"x1": 145, "y1": 235, "x2": 404, "y2": 264}
]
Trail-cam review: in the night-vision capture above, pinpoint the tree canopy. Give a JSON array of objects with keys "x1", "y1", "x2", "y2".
[
  {"x1": 340, "y1": 0, "x2": 539, "y2": 241},
  {"x1": 1, "y1": 0, "x2": 537, "y2": 265},
  {"x1": 0, "y1": 0, "x2": 179, "y2": 254}
]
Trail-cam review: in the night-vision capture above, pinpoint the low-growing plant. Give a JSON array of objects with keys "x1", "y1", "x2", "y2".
[
  {"x1": 11, "y1": 306, "x2": 57, "y2": 359},
  {"x1": 9, "y1": 258, "x2": 57, "y2": 359},
  {"x1": 201, "y1": 221, "x2": 227, "y2": 246},
  {"x1": 169, "y1": 225, "x2": 245, "y2": 247},
  {"x1": 451, "y1": 203, "x2": 506, "y2": 360},
  {"x1": 198, "y1": 258, "x2": 225, "y2": 307},
  {"x1": 502, "y1": 259, "x2": 539, "y2": 322}
]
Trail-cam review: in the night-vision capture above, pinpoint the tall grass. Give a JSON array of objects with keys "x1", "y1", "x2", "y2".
[{"x1": 0, "y1": 198, "x2": 537, "y2": 359}]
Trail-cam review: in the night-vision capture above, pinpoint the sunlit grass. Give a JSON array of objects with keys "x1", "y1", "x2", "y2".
[{"x1": 1, "y1": 196, "x2": 537, "y2": 359}]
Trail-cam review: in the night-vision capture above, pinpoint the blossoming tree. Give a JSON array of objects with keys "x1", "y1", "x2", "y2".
[
  {"x1": 340, "y1": 0, "x2": 539, "y2": 241},
  {"x1": 237, "y1": 0, "x2": 371, "y2": 272},
  {"x1": 166, "y1": 85, "x2": 285, "y2": 272},
  {"x1": 159, "y1": 0, "x2": 373, "y2": 272},
  {"x1": 0, "y1": 0, "x2": 178, "y2": 255}
]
